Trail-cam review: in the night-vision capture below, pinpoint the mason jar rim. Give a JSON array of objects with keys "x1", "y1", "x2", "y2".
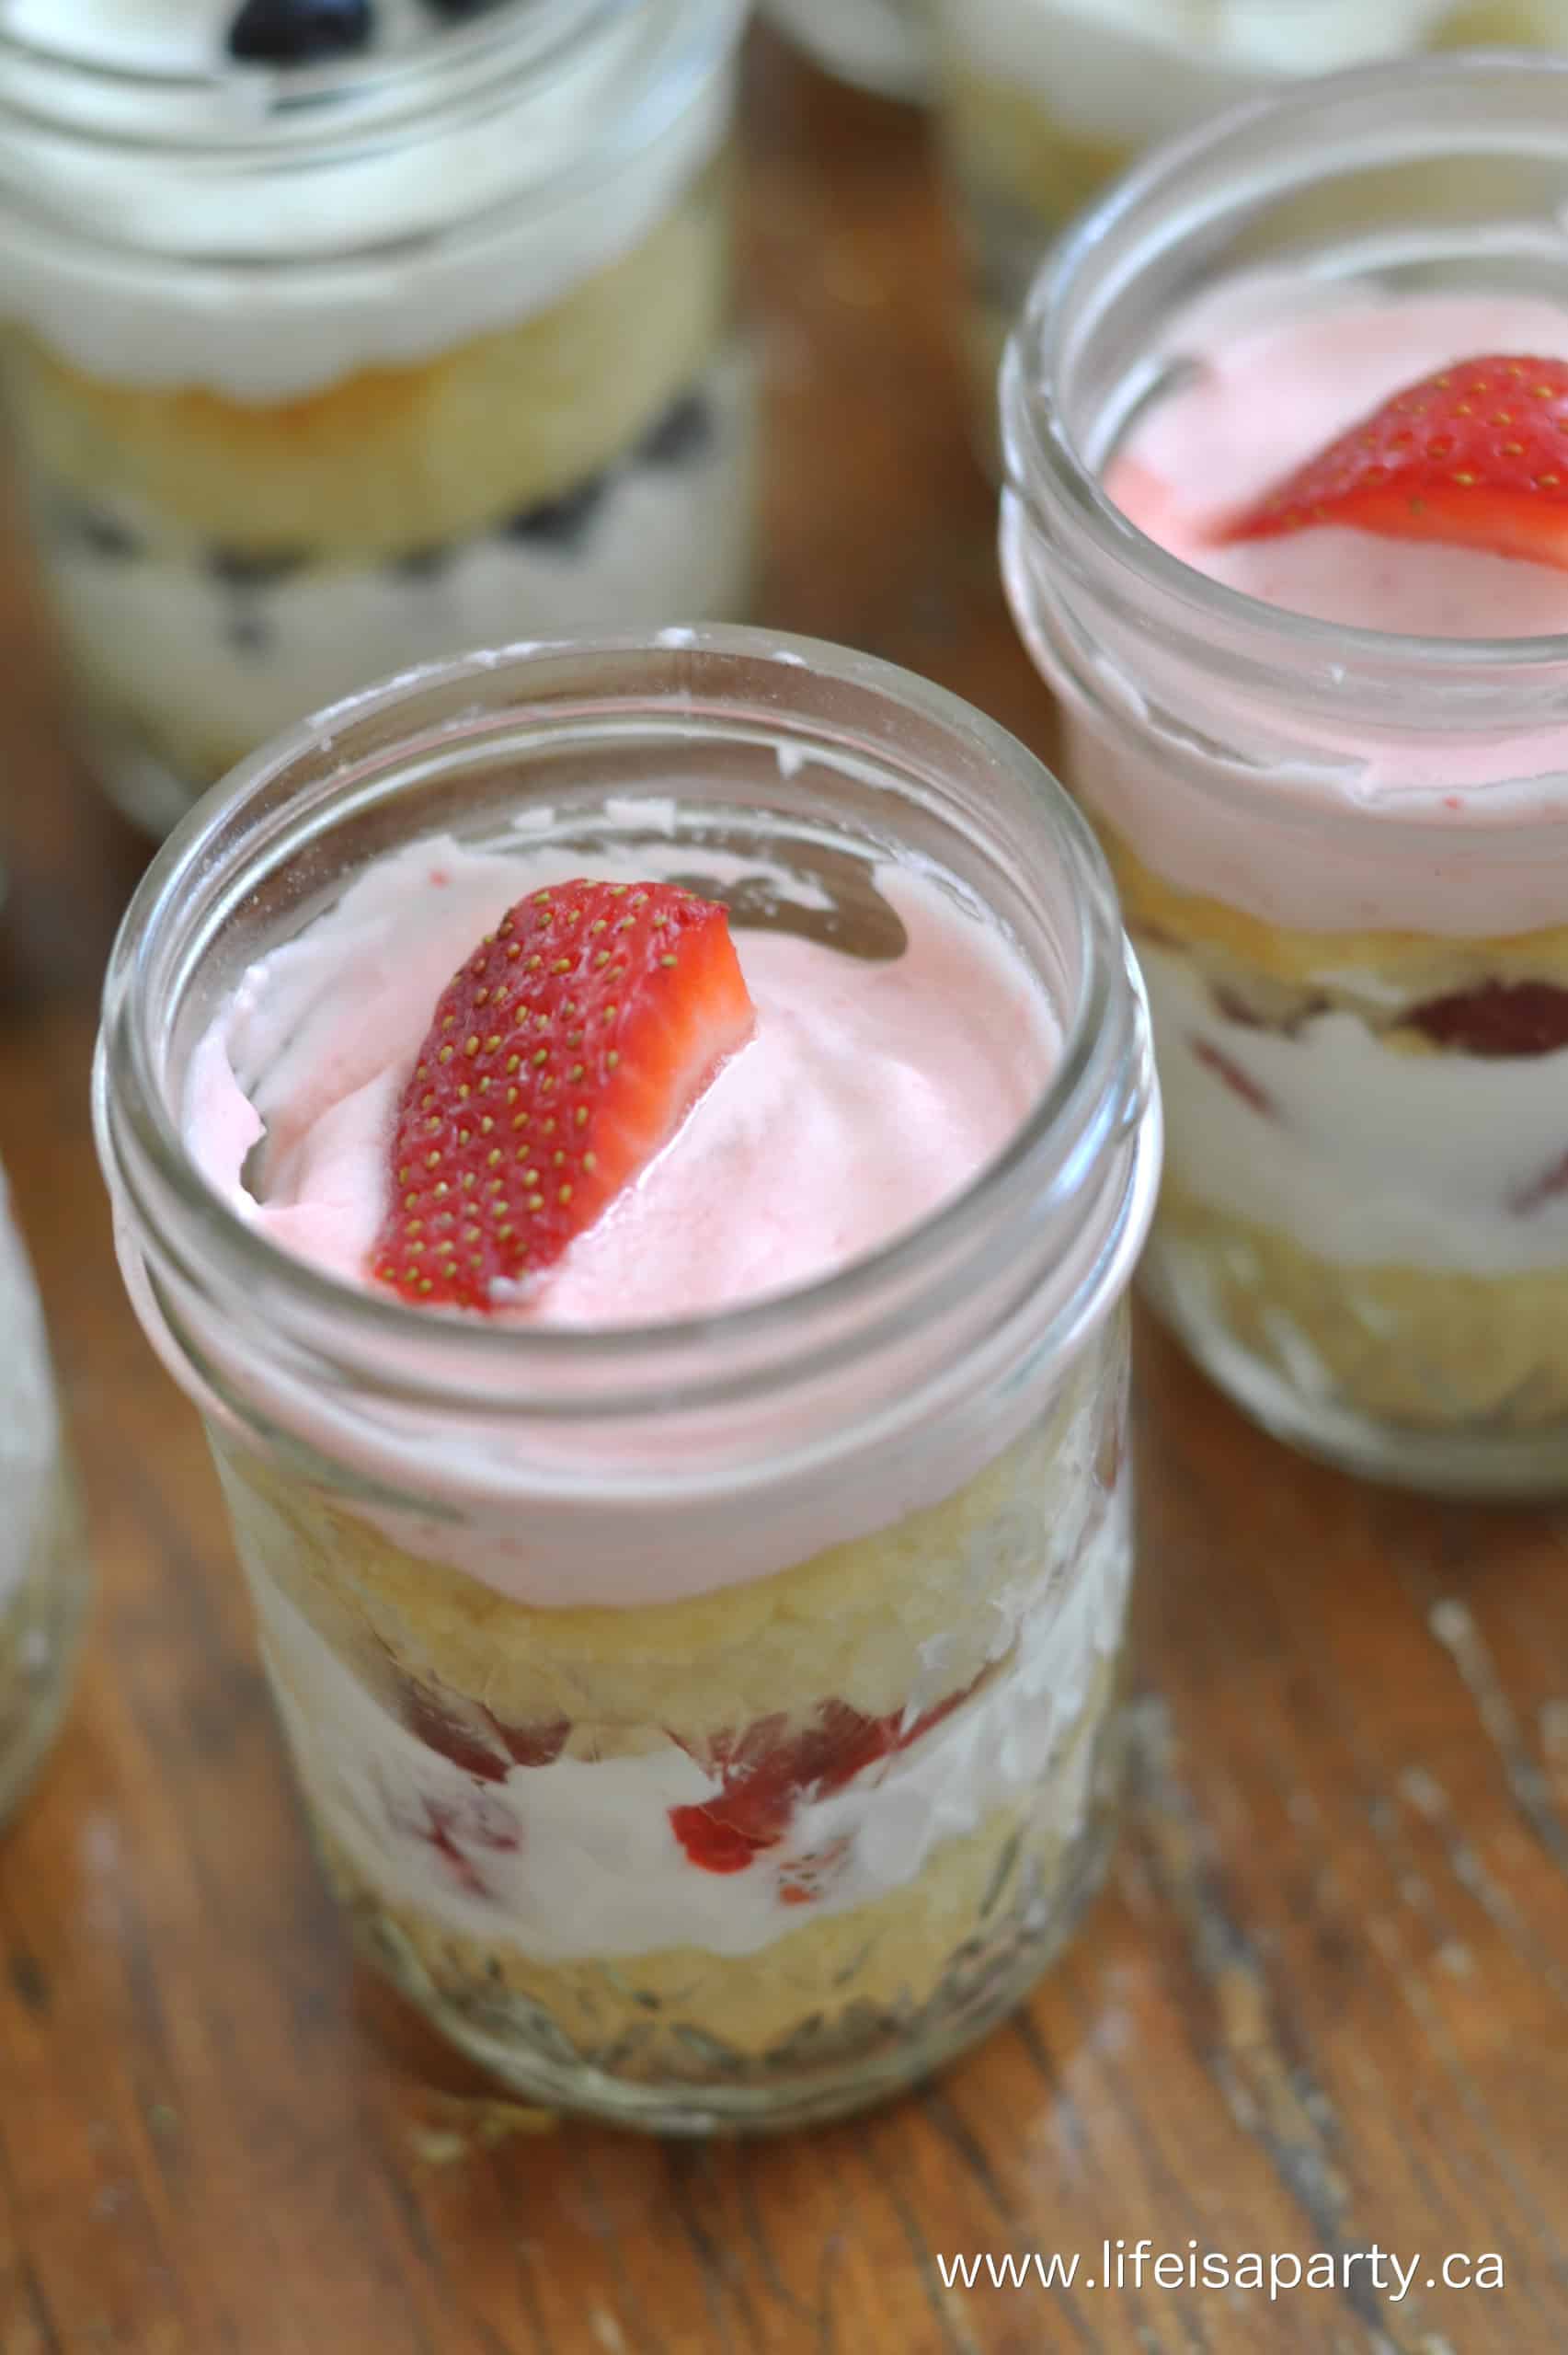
[
  {"x1": 0, "y1": 0, "x2": 738, "y2": 169},
  {"x1": 94, "y1": 628, "x2": 1156, "y2": 1425},
  {"x1": 1001, "y1": 49, "x2": 1568, "y2": 684}
]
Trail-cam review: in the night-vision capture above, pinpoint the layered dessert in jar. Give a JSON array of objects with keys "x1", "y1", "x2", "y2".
[
  {"x1": 0, "y1": 1164, "x2": 88, "y2": 1826},
  {"x1": 935, "y1": 0, "x2": 1568, "y2": 443},
  {"x1": 0, "y1": 0, "x2": 751, "y2": 833},
  {"x1": 1001, "y1": 55, "x2": 1568, "y2": 1490},
  {"x1": 762, "y1": 0, "x2": 930, "y2": 99},
  {"x1": 95, "y1": 634, "x2": 1158, "y2": 2130}
]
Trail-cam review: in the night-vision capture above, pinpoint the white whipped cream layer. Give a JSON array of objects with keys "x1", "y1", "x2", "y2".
[
  {"x1": 254, "y1": 1488, "x2": 1129, "y2": 1962},
  {"x1": 51, "y1": 347, "x2": 754, "y2": 795},
  {"x1": 0, "y1": 1173, "x2": 61, "y2": 1610},
  {"x1": 1145, "y1": 941, "x2": 1568, "y2": 1274},
  {"x1": 0, "y1": 4, "x2": 738, "y2": 399},
  {"x1": 952, "y1": 0, "x2": 1467, "y2": 144}
]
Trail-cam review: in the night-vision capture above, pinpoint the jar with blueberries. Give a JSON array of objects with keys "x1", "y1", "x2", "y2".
[{"x1": 0, "y1": 0, "x2": 753, "y2": 833}]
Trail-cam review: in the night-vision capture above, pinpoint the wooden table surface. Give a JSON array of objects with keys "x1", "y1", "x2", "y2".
[{"x1": 4, "y1": 34, "x2": 1568, "y2": 2355}]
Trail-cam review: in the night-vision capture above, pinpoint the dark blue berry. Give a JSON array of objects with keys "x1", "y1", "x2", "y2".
[
  {"x1": 207, "y1": 546, "x2": 309, "y2": 589},
  {"x1": 500, "y1": 475, "x2": 610, "y2": 552},
  {"x1": 391, "y1": 544, "x2": 454, "y2": 581},
  {"x1": 227, "y1": 0, "x2": 372, "y2": 64},
  {"x1": 637, "y1": 391, "x2": 713, "y2": 468},
  {"x1": 223, "y1": 610, "x2": 273, "y2": 657},
  {"x1": 57, "y1": 501, "x2": 142, "y2": 559}
]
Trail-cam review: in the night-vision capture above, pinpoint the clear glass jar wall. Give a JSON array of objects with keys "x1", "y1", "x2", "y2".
[
  {"x1": 1001, "y1": 55, "x2": 1568, "y2": 1496},
  {"x1": 934, "y1": 0, "x2": 1568, "y2": 446},
  {"x1": 95, "y1": 631, "x2": 1159, "y2": 2131},
  {"x1": 0, "y1": 0, "x2": 753, "y2": 834},
  {"x1": 0, "y1": 1162, "x2": 88, "y2": 1825}
]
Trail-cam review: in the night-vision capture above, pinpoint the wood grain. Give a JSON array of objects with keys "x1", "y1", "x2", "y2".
[{"x1": 3, "y1": 29, "x2": 1567, "y2": 2353}]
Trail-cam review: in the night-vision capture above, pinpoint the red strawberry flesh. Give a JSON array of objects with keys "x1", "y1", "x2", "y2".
[
  {"x1": 1221, "y1": 354, "x2": 1568, "y2": 570},
  {"x1": 373, "y1": 879, "x2": 754, "y2": 1310},
  {"x1": 670, "y1": 1677, "x2": 987, "y2": 1878},
  {"x1": 1406, "y1": 978, "x2": 1568, "y2": 1060}
]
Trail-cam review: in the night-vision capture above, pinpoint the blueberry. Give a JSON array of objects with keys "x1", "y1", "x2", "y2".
[
  {"x1": 391, "y1": 544, "x2": 454, "y2": 581},
  {"x1": 56, "y1": 501, "x2": 141, "y2": 559},
  {"x1": 207, "y1": 546, "x2": 309, "y2": 589},
  {"x1": 223, "y1": 610, "x2": 273, "y2": 657},
  {"x1": 227, "y1": 0, "x2": 373, "y2": 64},
  {"x1": 637, "y1": 391, "x2": 713, "y2": 468},
  {"x1": 500, "y1": 475, "x2": 611, "y2": 552}
]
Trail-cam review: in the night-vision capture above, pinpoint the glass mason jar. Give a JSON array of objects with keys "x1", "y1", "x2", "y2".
[
  {"x1": 95, "y1": 629, "x2": 1159, "y2": 2133},
  {"x1": 0, "y1": 0, "x2": 753, "y2": 837},
  {"x1": 1000, "y1": 54, "x2": 1568, "y2": 1497},
  {"x1": 934, "y1": 0, "x2": 1568, "y2": 448},
  {"x1": 762, "y1": 0, "x2": 930, "y2": 99},
  {"x1": 0, "y1": 1161, "x2": 89, "y2": 1826}
]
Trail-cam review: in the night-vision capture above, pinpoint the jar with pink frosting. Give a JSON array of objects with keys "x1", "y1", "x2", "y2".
[
  {"x1": 0, "y1": 1160, "x2": 89, "y2": 1826},
  {"x1": 1001, "y1": 52, "x2": 1568, "y2": 1496},
  {"x1": 93, "y1": 629, "x2": 1159, "y2": 2132}
]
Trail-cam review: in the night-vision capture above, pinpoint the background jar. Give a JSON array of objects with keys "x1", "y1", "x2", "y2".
[
  {"x1": 761, "y1": 0, "x2": 931, "y2": 100},
  {"x1": 1001, "y1": 53, "x2": 1568, "y2": 1498},
  {"x1": 0, "y1": 0, "x2": 752, "y2": 836},
  {"x1": 933, "y1": 0, "x2": 1568, "y2": 454},
  {"x1": 0, "y1": 1161, "x2": 89, "y2": 1827},
  {"x1": 95, "y1": 629, "x2": 1158, "y2": 2133}
]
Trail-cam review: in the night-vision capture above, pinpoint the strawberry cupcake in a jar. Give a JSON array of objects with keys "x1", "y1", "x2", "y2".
[
  {"x1": 95, "y1": 630, "x2": 1159, "y2": 2131},
  {"x1": 1002, "y1": 52, "x2": 1568, "y2": 1495}
]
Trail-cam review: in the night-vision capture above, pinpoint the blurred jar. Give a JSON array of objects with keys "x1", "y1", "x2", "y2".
[
  {"x1": 762, "y1": 0, "x2": 931, "y2": 98},
  {"x1": 0, "y1": 1163, "x2": 88, "y2": 1826},
  {"x1": 933, "y1": 0, "x2": 1568, "y2": 448},
  {"x1": 0, "y1": 0, "x2": 753, "y2": 835}
]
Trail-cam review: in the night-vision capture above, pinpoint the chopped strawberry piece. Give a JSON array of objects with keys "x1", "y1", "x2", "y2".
[
  {"x1": 1192, "y1": 1037, "x2": 1275, "y2": 1118},
  {"x1": 1407, "y1": 979, "x2": 1568, "y2": 1060},
  {"x1": 373, "y1": 879, "x2": 754, "y2": 1310},
  {"x1": 396, "y1": 1681, "x2": 510, "y2": 1784},
  {"x1": 392, "y1": 1666, "x2": 570, "y2": 1780},
  {"x1": 1222, "y1": 355, "x2": 1568, "y2": 569},
  {"x1": 494, "y1": 1716, "x2": 571, "y2": 1770},
  {"x1": 670, "y1": 1679, "x2": 985, "y2": 1878}
]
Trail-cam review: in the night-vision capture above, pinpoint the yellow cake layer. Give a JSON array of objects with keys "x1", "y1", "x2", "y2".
[
  {"x1": 212, "y1": 1338, "x2": 1115, "y2": 1757},
  {"x1": 1156, "y1": 1182, "x2": 1568, "y2": 1429},
  {"x1": 3, "y1": 167, "x2": 727, "y2": 561},
  {"x1": 1094, "y1": 819, "x2": 1568, "y2": 1005}
]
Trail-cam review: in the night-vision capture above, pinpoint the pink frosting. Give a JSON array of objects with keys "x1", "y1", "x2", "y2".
[
  {"x1": 188, "y1": 839, "x2": 1057, "y2": 1326},
  {"x1": 1082, "y1": 287, "x2": 1568, "y2": 938}
]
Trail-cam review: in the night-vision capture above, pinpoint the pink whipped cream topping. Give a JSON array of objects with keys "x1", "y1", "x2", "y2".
[
  {"x1": 187, "y1": 838, "x2": 1057, "y2": 1325},
  {"x1": 1111, "y1": 289, "x2": 1568, "y2": 635},
  {"x1": 1070, "y1": 284, "x2": 1568, "y2": 937}
]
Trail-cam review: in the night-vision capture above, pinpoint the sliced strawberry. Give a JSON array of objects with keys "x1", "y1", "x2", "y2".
[
  {"x1": 1406, "y1": 978, "x2": 1568, "y2": 1060},
  {"x1": 373, "y1": 879, "x2": 754, "y2": 1310},
  {"x1": 670, "y1": 1678, "x2": 987, "y2": 1878},
  {"x1": 390, "y1": 1664, "x2": 570, "y2": 1782},
  {"x1": 1222, "y1": 354, "x2": 1568, "y2": 569},
  {"x1": 396, "y1": 1680, "x2": 510, "y2": 1785}
]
